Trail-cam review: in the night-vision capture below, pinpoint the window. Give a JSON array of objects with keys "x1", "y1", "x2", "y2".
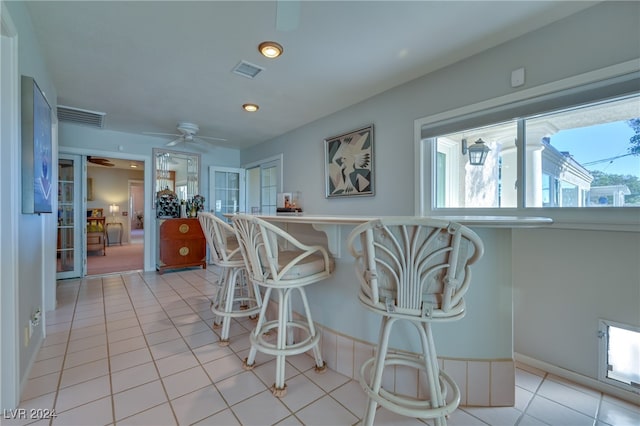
[
  {"x1": 599, "y1": 320, "x2": 640, "y2": 392},
  {"x1": 417, "y1": 64, "x2": 640, "y2": 227},
  {"x1": 431, "y1": 94, "x2": 639, "y2": 210}
]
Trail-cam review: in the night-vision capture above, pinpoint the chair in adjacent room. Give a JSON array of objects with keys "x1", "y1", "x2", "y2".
[
  {"x1": 347, "y1": 217, "x2": 484, "y2": 426},
  {"x1": 231, "y1": 214, "x2": 334, "y2": 397},
  {"x1": 198, "y1": 212, "x2": 262, "y2": 346}
]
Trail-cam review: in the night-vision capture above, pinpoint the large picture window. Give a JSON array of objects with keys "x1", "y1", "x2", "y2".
[{"x1": 432, "y1": 94, "x2": 639, "y2": 210}]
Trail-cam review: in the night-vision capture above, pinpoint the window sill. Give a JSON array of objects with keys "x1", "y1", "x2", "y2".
[{"x1": 427, "y1": 208, "x2": 640, "y2": 232}]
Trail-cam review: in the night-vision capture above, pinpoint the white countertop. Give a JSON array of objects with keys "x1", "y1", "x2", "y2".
[{"x1": 225, "y1": 213, "x2": 553, "y2": 228}]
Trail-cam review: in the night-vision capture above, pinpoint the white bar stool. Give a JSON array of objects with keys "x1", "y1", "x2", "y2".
[
  {"x1": 347, "y1": 217, "x2": 484, "y2": 426},
  {"x1": 231, "y1": 214, "x2": 334, "y2": 397},
  {"x1": 199, "y1": 212, "x2": 262, "y2": 346}
]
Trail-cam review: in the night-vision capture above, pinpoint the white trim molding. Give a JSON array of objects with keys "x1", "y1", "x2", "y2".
[
  {"x1": 0, "y1": 0, "x2": 21, "y2": 410},
  {"x1": 515, "y1": 353, "x2": 640, "y2": 406}
]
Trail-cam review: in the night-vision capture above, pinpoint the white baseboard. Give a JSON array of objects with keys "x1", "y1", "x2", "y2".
[{"x1": 515, "y1": 352, "x2": 640, "y2": 406}]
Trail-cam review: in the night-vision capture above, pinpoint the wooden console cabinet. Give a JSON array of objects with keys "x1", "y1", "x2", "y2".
[{"x1": 157, "y1": 218, "x2": 206, "y2": 274}]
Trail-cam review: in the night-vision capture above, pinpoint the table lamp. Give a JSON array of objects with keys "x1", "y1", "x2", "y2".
[{"x1": 109, "y1": 203, "x2": 119, "y2": 221}]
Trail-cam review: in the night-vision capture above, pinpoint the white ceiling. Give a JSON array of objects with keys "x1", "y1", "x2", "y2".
[{"x1": 26, "y1": 1, "x2": 598, "y2": 150}]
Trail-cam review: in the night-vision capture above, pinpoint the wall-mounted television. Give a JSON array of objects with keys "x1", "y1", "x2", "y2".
[{"x1": 21, "y1": 75, "x2": 53, "y2": 214}]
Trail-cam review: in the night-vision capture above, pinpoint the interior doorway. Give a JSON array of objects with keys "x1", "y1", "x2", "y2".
[{"x1": 84, "y1": 157, "x2": 145, "y2": 275}]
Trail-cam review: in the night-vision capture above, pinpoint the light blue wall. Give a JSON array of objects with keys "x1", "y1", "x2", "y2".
[
  {"x1": 59, "y1": 122, "x2": 241, "y2": 210},
  {"x1": 59, "y1": 123, "x2": 241, "y2": 269},
  {"x1": 5, "y1": 0, "x2": 58, "y2": 389},
  {"x1": 241, "y1": 1, "x2": 640, "y2": 380},
  {"x1": 242, "y1": 2, "x2": 640, "y2": 217}
]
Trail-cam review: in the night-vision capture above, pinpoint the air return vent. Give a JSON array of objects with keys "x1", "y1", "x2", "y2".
[
  {"x1": 57, "y1": 105, "x2": 106, "y2": 128},
  {"x1": 232, "y1": 60, "x2": 264, "y2": 79}
]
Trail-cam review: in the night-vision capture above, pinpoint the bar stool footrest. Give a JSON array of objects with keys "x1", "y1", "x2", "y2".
[
  {"x1": 250, "y1": 320, "x2": 320, "y2": 356},
  {"x1": 360, "y1": 354, "x2": 460, "y2": 420}
]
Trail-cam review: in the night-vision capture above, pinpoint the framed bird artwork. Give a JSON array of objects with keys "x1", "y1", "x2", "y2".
[{"x1": 325, "y1": 124, "x2": 374, "y2": 198}]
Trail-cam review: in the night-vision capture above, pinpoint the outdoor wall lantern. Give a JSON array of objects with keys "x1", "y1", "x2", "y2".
[{"x1": 462, "y1": 138, "x2": 491, "y2": 166}]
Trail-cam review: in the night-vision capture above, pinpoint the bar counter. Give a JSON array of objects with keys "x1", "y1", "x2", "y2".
[
  {"x1": 228, "y1": 213, "x2": 553, "y2": 257},
  {"x1": 225, "y1": 213, "x2": 553, "y2": 406}
]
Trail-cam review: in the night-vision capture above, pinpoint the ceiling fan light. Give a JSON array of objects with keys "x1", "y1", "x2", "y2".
[
  {"x1": 243, "y1": 103, "x2": 259, "y2": 112},
  {"x1": 258, "y1": 41, "x2": 283, "y2": 59}
]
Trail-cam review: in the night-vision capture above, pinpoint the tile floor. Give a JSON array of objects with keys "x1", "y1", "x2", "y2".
[{"x1": 8, "y1": 269, "x2": 640, "y2": 426}]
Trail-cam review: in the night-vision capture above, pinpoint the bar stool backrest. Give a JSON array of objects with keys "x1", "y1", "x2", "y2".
[
  {"x1": 348, "y1": 217, "x2": 484, "y2": 320},
  {"x1": 232, "y1": 214, "x2": 333, "y2": 288},
  {"x1": 198, "y1": 212, "x2": 243, "y2": 267}
]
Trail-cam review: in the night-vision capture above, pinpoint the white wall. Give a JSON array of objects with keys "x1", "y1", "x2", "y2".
[{"x1": 241, "y1": 1, "x2": 640, "y2": 383}]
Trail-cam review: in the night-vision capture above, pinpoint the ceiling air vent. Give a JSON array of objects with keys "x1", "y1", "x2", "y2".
[
  {"x1": 232, "y1": 60, "x2": 264, "y2": 79},
  {"x1": 57, "y1": 105, "x2": 106, "y2": 128}
]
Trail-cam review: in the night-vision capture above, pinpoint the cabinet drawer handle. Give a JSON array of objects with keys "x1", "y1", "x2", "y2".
[
  {"x1": 179, "y1": 247, "x2": 190, "y2": 256},
  {"x1": 179, "y1": 224, "x2": 190, "y2": 234}
]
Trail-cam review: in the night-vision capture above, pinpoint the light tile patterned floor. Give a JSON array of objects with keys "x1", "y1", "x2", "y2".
[{"x1": 7, "y1": 269, "x2": 640, "y2": 425}]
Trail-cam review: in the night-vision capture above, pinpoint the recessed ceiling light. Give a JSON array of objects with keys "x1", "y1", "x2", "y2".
[
  {"x1": 258, "y1": 41, "x2": 283, "y2": 59},
  {"x1": 243, "y1": 103, "x2": 259, "y2": 112}
]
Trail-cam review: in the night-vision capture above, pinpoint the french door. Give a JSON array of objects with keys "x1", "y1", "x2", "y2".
[
  {"x1": 209, "y1": 166, "x2": 245, "y2": 221},
  {"x1": 253, "y1": 159, "x2": 281, "y2": 215},
  {"x1": 56, "y1": 154, "x2": 83, "y2": 279},
  {"x1": 209, "y1": 157, "x2": 282, "y2": 221}
]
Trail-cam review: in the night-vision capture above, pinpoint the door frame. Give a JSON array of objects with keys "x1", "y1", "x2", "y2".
[
  {"x1": 56, "y1": 154, "x2": 83, "y2": 279},
  {"x1": 209, "y1": 166, "x2": 246, "y2": 217},
  {"x1": 1, "y1": 1, "x2": 20, "y2": 409},
  {"x1": 59, "y1": 147, "x2": 154, "y2": 272}
]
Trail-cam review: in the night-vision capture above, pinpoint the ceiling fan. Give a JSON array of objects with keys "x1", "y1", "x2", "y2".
[
  {"x1": 87, "y1": 156, "x2": 114, "y2": 167},
  {"x1": 144, "y1": 122, "x2": 227, "y2": 147}
]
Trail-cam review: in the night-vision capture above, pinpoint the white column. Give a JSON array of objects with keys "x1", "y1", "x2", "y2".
[{"x1": 525, "y1": 141, "x2": 545, "y2": 207}]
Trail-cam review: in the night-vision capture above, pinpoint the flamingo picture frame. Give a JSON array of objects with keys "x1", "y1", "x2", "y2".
[{"x1": 324, "y1": 124, "x2": 374, "y2": 198}]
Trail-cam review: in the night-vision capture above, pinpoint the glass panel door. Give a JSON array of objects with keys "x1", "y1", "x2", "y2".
[
  {"x1": 56, "y1": 155, "x2": 82, "y2": 279},
  {"x1": 260, "y1": 163, "x2": 279, "y2": 215},
  {"x1": 244, "y1": 157, "x2": 282, "y2": 216},
  {"x1": 209, "y1": 166, "x2": 245, "y2": 221}
]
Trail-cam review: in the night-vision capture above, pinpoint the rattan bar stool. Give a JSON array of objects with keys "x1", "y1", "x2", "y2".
[
  {"x1": 231, "y1": 214, "x2": 334, "y2": 397},
  {"x1": 347, "y1": 217, "x2": 484, "y2": 426},
  {"x1": 199, "y1": 212, "x2": 262, "y2": 346}
]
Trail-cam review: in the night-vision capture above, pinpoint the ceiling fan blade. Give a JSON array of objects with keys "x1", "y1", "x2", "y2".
[
  {"x1": 88, "y1": 156, "x2": 115, "y2": 167},
  {"x1": 197, "y1": 135, "x2": 228, "y2": 142},
  {"x1": 166, "y1": 137, "x2": 183, "y2": 147},
  {"x1": 276, "y1": 0, "x2": 300, "y2": 32},
  {"x1": 143, "y1": 131, "x2": 180, "y2": 137}
]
